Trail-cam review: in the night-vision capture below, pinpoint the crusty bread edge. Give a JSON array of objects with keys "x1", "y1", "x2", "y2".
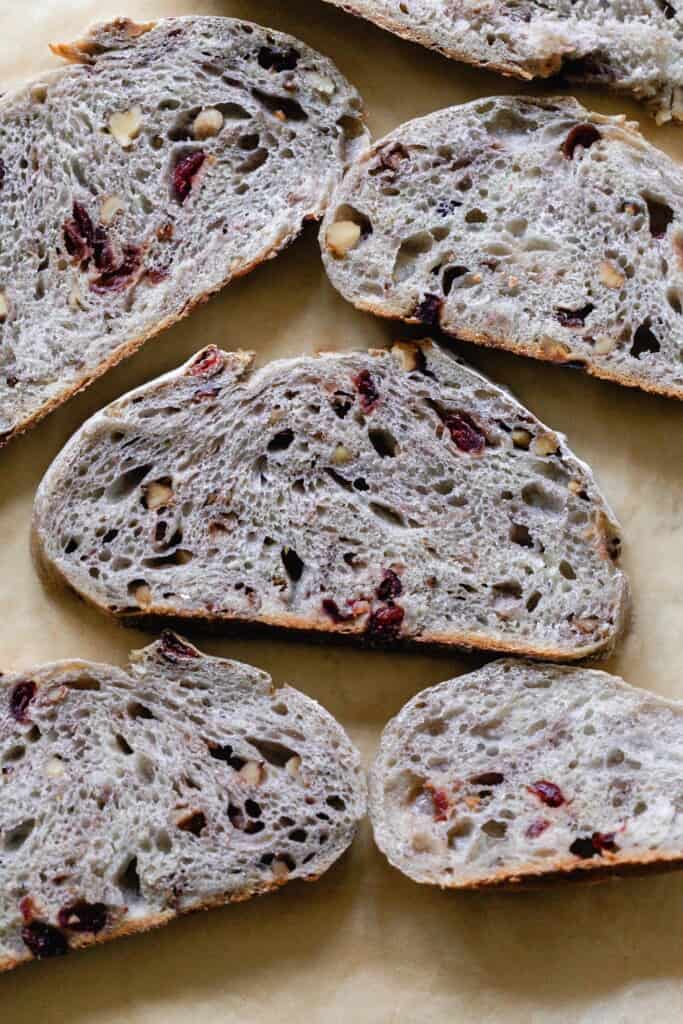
[
  {"x1": 0, "y1": 643, "x2": 362, "y2": 974},
  {"x1": 1, "y1": 15, "x2": 368, "y2": 448},
  {"x1": 345, "y1": 299, "x2": 683, "y2": 402},
  {"x1": 0, "y1": 869, "x2": 334, "y2": 974},
  {"x1": 30, "y1": 341, "x2": 630, "y2": 662},
  {"x1": 319, "y1": 1, "x2": 680, "y2": 121}
]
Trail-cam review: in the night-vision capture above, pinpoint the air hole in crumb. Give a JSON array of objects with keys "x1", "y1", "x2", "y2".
[
  {"x1": 326, "y1": 795, "x2": 346, "y2": 811},
  {"x1": 116, "y1": 856, "x2": 141, "y2": 901},
  {"x1": 246, "y1": 737, "x2": 298, "y2": 767},
  {"x1": 3, "y1": 818, "x2": 35, "y2": 852},
  {"x1": 559, "y1": 560, "x2": 576, "y2": 580},
  {"x1": 115, "y1": 734, "x2": 133, "y2": 756},
  {"x1": 368, "y1": 428, "x2": 398, "y2": 458}
]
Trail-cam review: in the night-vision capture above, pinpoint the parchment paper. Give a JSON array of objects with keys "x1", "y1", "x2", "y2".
[{"x1": 1, "y1": 1, "x2": 682, "y2": 1020}]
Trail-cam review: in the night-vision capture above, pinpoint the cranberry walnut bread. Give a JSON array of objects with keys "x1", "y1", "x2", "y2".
[
  {"x1": 370, "y1": 660, "x2": 683, "y2": 889},
  {"x1": 0, "y1": 632, "x2": 365, "y2": 973},
  {"x1": 321, "y1": 96, "x2": 683, "y2": 399},
  {"x1": 0, "y1": 16, "x2": 368, "y2": 447},
  {"x1": 321, "y1": 0, "x2": 683, "y2": 123},
  {"x1": 33, "y1": 341, "x2": 628, "y2": 660}
]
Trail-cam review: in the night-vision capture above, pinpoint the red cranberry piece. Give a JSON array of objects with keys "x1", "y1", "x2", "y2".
[
  {"x1": 93, "y1": 225, "x2": 116, "y2": 272},
  {"x1": 366, "y1": 603, "x2": 404, "y2": 642},
  {"x1": 91, "y1": 244, "x2": 142, "y2": 294},
  {"x1": 22, "y1": 921, "x2": 69, "y2": 959},
  {"x1": 322, "y1": 598, "x2": 353, "y2": 623},
  {"x1": 528, "y1": 780, "x2": 566, "y2": 808},
  {"x1": 19, "y1": 896, "x2": 38, "y2": 922},
  {"x1": 173, "y1": 150, "x2": 206, "y2": 203},
  {"x1": 10, "y1": 680, "x2": 37, "y2": 723},
  {"x1": 526, "y1": 818, "x2": 550, "y2": 838},
  {"x1": 376, "y1": 570, "x2": 402, "y2": 602},
  {"x1": 63, "y1": 220, "x2": 88, "y2": 261},
  {"x1": 470, "y1": 771, "x2": 504, "y2": 786},
  {"x1": 57, "y1": 900, "x2": 107, "y2": 934},
  {"x1": 189, "y1": 346, "x2": 224, "y2": 378},
  {"x1": 159, "y1": 631, "x2": 200, "y2": 662},
  {"x1": 73, "y1": 201, "x2": 94, "y2": 249},
  {"x1": 352, "y1": 369, "x2": 380, "y2": 413},
  {"x1": 592, "y1": 831, "x2": 618, "y2": 853},
  {"x1": 444, "y1": 412, "x2": 486, "y2": 453},
  {"x1": 377, "y1": 143, "x2": 409, "y2": 174},
  {"x1": 415, "y1": 293, "x2": 443, "y2": 326},
  {"x1": 562, "y1": 124, "x2": 601, "y2": 159},
  {"x1": 146, "y1": 268, "x2": 169, "y2": 285},
  {"x1": 430, "y1": 787, "x2": 449, "y2": 822}
]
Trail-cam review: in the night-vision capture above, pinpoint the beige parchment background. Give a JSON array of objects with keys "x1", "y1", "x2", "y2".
[{"x1": 0, "y1": 1, "x2": 682, "y2": 1020}]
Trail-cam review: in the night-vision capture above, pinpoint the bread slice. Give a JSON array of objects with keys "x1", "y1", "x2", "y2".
[
  {"x1": 0, "y1": 16, "x2": 367, "y2": 447},
  {"x1": 0, "y1": 632, "x2": 365, "y2": 973},
  {"x1": 32, "y1": 340, "x2": 628, "y2": 661},
  {"x1": 321, "y1": 0, "x2": 683, "y2": 123},
  {"x1": 321, "y1": 95, "x2": 683, "y2": 400},
  {"x1": 370, "y1": 659, "x2": 683, "y2": 889}
]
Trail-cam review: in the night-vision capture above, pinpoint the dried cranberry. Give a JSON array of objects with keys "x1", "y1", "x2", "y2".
[
  {"x1": 526, "y1": 819, "x2": 550, "y2": 839},
  {"x1": 528, "y1": 780, "x2": 566, "y2": 808},
  {"x1": 57, "y1": 901, "x2": 107, "y2": 933},
  {"x1": 22, "y1": 921, "x2": 69, "y2": 959},
  {"x1": 376, "y1": 570, "x2": 402, "y2": 602},
  {"x1": 159, "y1": 631, "x2": 200, "y2": 662},
  {"x1": 173, "y1": 150, "x2": 206, "y2": 203},
  {"x1": 19, "y1": 896, "x2": 38, "y2": 922},
  {"x1": 10, "y1": 680, "x2": 36, "y2": 723},
  {"x1": 257, "y1": 46, "x2": 300, "y2": 71},
  {"x1": 366, "y1": 603, "x2": 404, "y2": 642},
  {"x1": 189, "y1": 346, "x2": 224, "y2": 377},
  {"x1": 145, "y1": 268, "x2": 169, "y2": 285},
  {"x1": 470, "y1": 772, "x2": 504, "y2": 786},
  {"x1": 444, "y1": 413, "x2": 486, "y2": 453},
  {"x1": 592, "y1": 831, "x2": 619, "y2": 853},
  {"x1": 322, "y1": 598, "x2": 353, "y2": 623},
  {"x1": 63, "y1": 201, "x2": 95, "y2": 263},
  {"x1": 430, "y1": 787, "x2": 449, "y2": 822},
  {"x1": 415, "y1": 293, "x2": 443, "y2": 327},
  {"x1": 555, "y1": 303, "x2": 594, "y2": 328},
  {"x1": 562, "y1": 124, "x2": 601, "y2": 159},
  {"x1": 91, "y1": 244, "x2": 142, "y2": 294},
  {"x1": 352, "y1": 370, "x2": 379, "y2": 414},
  {"x1": 72, "y1": 202, "x2": 95, "y2": 249},
  {"x1": 93, "y1": 226, "x2": 116, "y2": 272}
]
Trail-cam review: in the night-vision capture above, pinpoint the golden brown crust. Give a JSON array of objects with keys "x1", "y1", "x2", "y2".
[
  {"x1": 31, "y1": 523, "x2": 625, "y2": 663},
  {"x1": 349, "y1": 296, "x2": 683, "y2": 401},
  {"x1": 0, "y1": 875, "x2": 299, "y2": 974},
  {"x1": 0, "y1": 223, "x2": 312, "y2": 450},
  {"x1": 432, "y1": 849, "x2": 683, "y2": 891},
  {"x1": 321, "y1": 1, "x2": 542, "y2": 78}
]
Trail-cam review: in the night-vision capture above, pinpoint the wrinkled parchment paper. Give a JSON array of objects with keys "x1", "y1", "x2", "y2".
[{"x1": 1, "y1": 1, "x2": 683, "y2": 1020}]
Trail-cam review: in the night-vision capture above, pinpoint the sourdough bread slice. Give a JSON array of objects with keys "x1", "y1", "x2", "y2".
[
  {"x1": 0, "y1": 632, "x2": 365, "y2": 973},
  {"x1": 321, "y1": 96, "x2": 683, "y2": 399},
  {"x1": 0, "y1": 16, "x2": 367, "y2": 446},
  {"x1": 321, "y1": 0, "x2": 683, "y2": 123},
  {"x1": 370, "y1": 660, "x2": 683, "y2": 889},
  {"x1": 33, "y1": 341, "x2": 628, "y2": 660}
]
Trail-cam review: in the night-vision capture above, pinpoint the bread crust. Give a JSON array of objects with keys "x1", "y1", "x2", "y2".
[
  {"x1": 0, "y1": 16, "x2": 367, "y2": 446},
  {"x1": 347, "y1": 299, "x2": 683, "y2": 401},
  {"x1": 321, "y1": 1, "x2": 682, "y2": 120},
  {"x1": 0, "y1": 642, "x2": 364, "y2": 973},
  {"x1": 31, "y1": 338, "x2": 630, "y2": 664}
]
